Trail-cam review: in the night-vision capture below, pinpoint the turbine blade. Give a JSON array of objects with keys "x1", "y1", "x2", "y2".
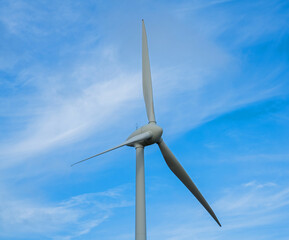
[
  {"x1": 158, "y1": 139, "x2": 221, "y2": 227},
  {"x1": 71, "y1": 132, "x2": 152, "y2": 166},
  {"x1": 142, "y1": 20, "x2": 156, "y2": 123}
]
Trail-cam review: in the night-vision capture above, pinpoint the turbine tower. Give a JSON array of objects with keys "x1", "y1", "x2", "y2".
[{"x1": 72, "y1": 20, "x2": 221, "y2": 240}]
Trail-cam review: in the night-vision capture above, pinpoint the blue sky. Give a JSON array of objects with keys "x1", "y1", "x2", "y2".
[{"x1": 0, "y1": 0, "x2": 289, "y2": 239}]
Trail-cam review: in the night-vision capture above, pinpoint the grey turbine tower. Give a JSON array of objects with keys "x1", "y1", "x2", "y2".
[{"x1": 72, "y1": 20, "x2": 221, "y2": 240}]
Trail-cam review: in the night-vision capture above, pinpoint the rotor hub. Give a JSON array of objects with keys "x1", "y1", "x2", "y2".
[{"x1": 126, "y1": 123, "x2": 163, "y2": 147}]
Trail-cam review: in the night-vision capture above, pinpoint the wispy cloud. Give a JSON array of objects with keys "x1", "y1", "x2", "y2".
[
  {"x1": 175, "y1": 0, "x2": 235, "y2": 13},
  {"x1": 0, "y1": 70, "x2": 140, "y2": 167},
  {"x1": 0, "y1": 184, "x2": 133, "y2": 240},
  {"x1": 148, "y1": 181, "x2": 289, "y2": 240}
]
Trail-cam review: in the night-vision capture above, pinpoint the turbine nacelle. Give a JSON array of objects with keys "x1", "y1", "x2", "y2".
[{"x1": 126, "y1": 123, "x2": 163, "y2": 147}]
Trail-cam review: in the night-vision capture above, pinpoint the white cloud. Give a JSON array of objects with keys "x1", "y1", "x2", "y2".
[
  {"x1": 0, "y1": 184, "x2": 133, "y2": 239},
  {"x1": 0, "y1": 58, "x2": 141, "y2": 167},
  {"x1": 243, "y1": 180, "x2": 277, "y2": 188},
  {"x1": 147, "y1": 181, "x2": 289, "y2": 240}
]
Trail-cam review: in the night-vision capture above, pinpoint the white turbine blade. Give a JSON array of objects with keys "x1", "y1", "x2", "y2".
[
  {"x1": 158, "y1": 139, "x2": 221, "y2": 227},
  {"x1": 71, "y1": 132, "x2": 152, "y2": 166},
  {"x1": 142, "y1": 20, "x2": 156, "y2": 123}
]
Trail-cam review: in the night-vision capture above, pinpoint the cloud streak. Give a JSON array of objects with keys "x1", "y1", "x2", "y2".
[
  {"x1": 0, "y1": 184, "x2": 133, "y2": 240},
  {"x1": 148, "y1": 181, "x2": 289, "y2": 240}
]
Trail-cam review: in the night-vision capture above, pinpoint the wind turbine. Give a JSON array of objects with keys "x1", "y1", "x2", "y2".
[{"x1": 72, "y1": 20, "x2": 221, "y2": 240}]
